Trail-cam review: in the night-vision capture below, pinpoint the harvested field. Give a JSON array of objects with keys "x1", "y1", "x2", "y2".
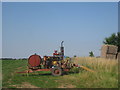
[{"x1": 2, "y1": 57, "x2": 118, "y2": 88}]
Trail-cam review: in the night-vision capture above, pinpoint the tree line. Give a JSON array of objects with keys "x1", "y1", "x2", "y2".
[{"x1": 1, "y1": 58, "x2": 28, "y2": 60}]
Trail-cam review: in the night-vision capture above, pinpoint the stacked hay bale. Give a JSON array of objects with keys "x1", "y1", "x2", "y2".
[
  {"x1": 101, "y1": 45, "x2": 118, "y2": 59},
  {"x1": 117, "y1": 52, "x2": 120, "y2": 60}
]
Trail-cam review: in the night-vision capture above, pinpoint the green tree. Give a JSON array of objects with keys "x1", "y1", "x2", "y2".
[
  {"x1": 103, "y1": 32, "x2": 120, "y2": 52},
  {"x1": 89, "y1": 51, "x2": 94, "y2": 57},
  {"x1": 117, "y1": 32, "x2": 120, "y2": 52},
  {"x1": 74, "y1": 55, "x2": 77, "y2": 57}
]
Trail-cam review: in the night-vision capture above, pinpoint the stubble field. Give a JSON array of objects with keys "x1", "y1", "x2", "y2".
[{"x1": 2, "y1": 57, "x2": 118, "y2": 88}]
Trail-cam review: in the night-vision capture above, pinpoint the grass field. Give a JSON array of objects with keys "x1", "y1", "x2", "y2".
[{"x1": 2, "y1": 57, "x2": 118, "y2": 88}]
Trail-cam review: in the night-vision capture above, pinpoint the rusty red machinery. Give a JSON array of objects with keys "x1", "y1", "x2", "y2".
[
  {"x1": 17, "y1": 41, "x2": 77, "y2": 76},
  {"x1": 17, "y1": 41, "x2": 95, "y2": 76}
]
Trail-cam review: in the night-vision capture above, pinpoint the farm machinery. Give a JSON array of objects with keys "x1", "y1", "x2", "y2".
[{"x1": 17, "y1": 41, "x2": 95, "y2": 76}]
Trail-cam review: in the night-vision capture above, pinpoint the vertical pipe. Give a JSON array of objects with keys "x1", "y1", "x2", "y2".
[{"x1": 60, "y1": 41, "x2": 64, "y2": 60}]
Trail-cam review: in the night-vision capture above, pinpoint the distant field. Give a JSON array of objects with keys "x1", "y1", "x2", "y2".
[{"x1": 2, "y1": 57, "x2": 118, "y2": 88}]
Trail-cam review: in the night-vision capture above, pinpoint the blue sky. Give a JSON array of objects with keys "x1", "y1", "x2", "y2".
[
  {"x1": 0, "y1": 2, "x2": 1, "y2": 59},
  {"x1": 2, "y1": 2, "x2": 118, "y2": 58}
]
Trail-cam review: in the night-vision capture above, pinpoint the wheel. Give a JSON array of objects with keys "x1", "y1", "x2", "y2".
[{"x1": 51, "y1": 67, "x2": 62, "y2": 76}]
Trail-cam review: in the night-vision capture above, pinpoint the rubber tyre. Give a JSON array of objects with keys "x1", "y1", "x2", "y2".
[{"x1": 51, "y1": 67, "x2": 62, "y2": 76}]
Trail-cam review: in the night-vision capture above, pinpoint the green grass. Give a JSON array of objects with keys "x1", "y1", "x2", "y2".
[
  {"x1": 2, "y1": 57, "x2": 118, "y2": 88},
  {"x1": 0, "y1": 60, "x2": 2, "y2": 89}
]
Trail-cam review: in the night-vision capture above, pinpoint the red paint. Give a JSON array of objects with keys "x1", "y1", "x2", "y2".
[
  {"x1": 33, "y1": 69, "x2": 51, "y2": 72},
  {"x1": 28, "y1": 55, "x2": 41, "y2": 67},
  {"x1": 53, "y1": 53, "x2": 59, "y2": 55},
  {"x1": 16, "y1": 69, "x2": 51, "y2": 73},
  {"x1": 63, "y1": 69, "x2": 70, "y2": 71}
]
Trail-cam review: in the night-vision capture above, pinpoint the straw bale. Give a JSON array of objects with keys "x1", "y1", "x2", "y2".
[
  {"x1": 117, "y1": 52, "x2": 120, "y2": 60},
  {"x1": 101, "y1": 45, "x2": 108, "y2": 58},
  {"x1": 106, "y1": 54, "x2": 116, "y2": 59},
  {"x1": 101, "y1": 45, "x2": 118, "y2": 58},
  {"x1": 107, "y1": 45, "x2": 118, "y2": 54}
]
